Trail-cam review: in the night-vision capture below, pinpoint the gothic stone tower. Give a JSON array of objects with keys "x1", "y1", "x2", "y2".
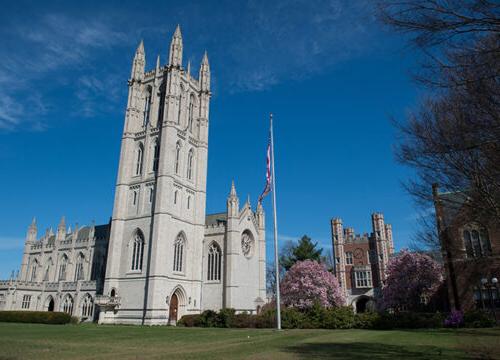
[{"x1": 100, "y1": 26, "x2": 211, "y2": 325}]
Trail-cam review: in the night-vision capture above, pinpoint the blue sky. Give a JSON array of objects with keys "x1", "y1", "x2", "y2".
[{"x1": 0, "y1": 0, "x2": 424, "y2": 278}]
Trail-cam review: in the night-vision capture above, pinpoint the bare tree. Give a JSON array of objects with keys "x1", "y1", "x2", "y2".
[{"x1": 377, "y1": 1, "x2": 500, "y2": 241}]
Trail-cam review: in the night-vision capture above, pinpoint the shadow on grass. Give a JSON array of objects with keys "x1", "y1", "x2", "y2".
[{"x1": 285, "y1": 342, "x2": 467, "y2": 360}]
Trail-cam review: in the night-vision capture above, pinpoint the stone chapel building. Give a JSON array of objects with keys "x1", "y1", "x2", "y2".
[{"x1": 0, "y1": 26, "x2": 267, "y2": 325}]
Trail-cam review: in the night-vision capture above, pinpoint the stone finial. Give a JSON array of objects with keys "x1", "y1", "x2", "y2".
[
  {"x1": 169, "y1": 25, "x2": 183, "y2": 67},
  {"x1": 155, "y1": 54, "x2": 161, "y2": 74},
  {"x1": 58, "y1": 216, "x2": 66, "y2": 230},
  {"x1": 229, "y1": 180, "x2": 237, "y2": 198},
  {"x1": 199, "y1": 50, "x2": 210, "y2": 91},
  {"x1": 136, "y1": 39, "x2": 145, "y2": 55},
  {"x1": 186, "y1": 60, "x2": 191, "y2": 78},
  {"x1": 131, "y1": 40, "x2": 145, "y2": 81}
]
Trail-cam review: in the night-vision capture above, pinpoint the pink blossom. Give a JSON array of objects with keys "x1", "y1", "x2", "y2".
[
  {"x1": 381, "y1": 249, "x2": 443, "y2": 311},
  {"x1": 281, "y1": 260, "x2": 345, "y2": 309}
]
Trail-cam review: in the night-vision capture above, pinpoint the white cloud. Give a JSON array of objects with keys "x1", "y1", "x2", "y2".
[{"x1": 0, "y1": 13, "x2": 128, "y2": 130}]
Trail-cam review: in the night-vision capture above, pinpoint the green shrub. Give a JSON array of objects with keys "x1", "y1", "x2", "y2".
[
  {"x1": 354, "y1": 312, "x2": 381, "y2": 329},
  {"x1": 463, "y1": 310, "x2": 495, "y2": 328},
  {"x1": 177, "y1": 314, "x2": 201, "y2": 327},
  {"x1": 218, "y1": 308, "x2": 236, "y2": 328},
  {"x1": 0, "y1": 311, "x2": 72, "y2": 325},
  {"x1": 374, "y1": 312, "x2": 444, "y2": 329},
  {"x1": 281, "y1": 307, "x2": 306, "y2": 329},
  {"x1": 322, "y1": 306, "x2": 355, "y2": 329}
]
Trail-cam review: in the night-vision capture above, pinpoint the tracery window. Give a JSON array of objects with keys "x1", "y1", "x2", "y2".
[
  {"x1": 58, "y1": 254, "x2": 68, "y2": 281},
  {"x1": 75, "y1": 253, "x2": 84, "y2": 281},
  {"x1": 131, "y1": 231, "x2": 145, "y2": 271},
  {"x1": 143, "y1": 90, "x2": 151, "y2": 126},
  {"x1": 81, "y1": 294, "x2": 94, "y2": 318},
  {"x1": 135, "y1": 144, "x2": 144, "y2": 175},
  {"x1": 207, "y1": 242, "x2": 221, "y2": 281},
  {"x1": 30, "y1": 259, "x2": 38, "y2": 282},
  {"x1": 463, "y1": 225, "x2": 492, "y2": 258},
  {"x1": 62, "y1": 295, "x2": 74, "y2": 315},
  {"x1": 152, "y1": 139, "x2": 160, "y2": 172},
  {"x1": 188, "y1": 94, "x2": 195, "y2": 132},
  {"x1": 187, "y1": 149, "x2": 194, "y2": 180},
  {"x1": 173, "y1": 233, "x2": 185, "y2": 272}
]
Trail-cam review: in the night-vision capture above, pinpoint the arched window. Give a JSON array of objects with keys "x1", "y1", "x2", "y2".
[
  {"x1": 62, "y1": 295, "x2": 74, "y2": 315},
  {"x1": 173, "y1": 233, "x2": 185, "y2": 272},
  {"x1": 75, "y1": 253, "x2": 84, "y2": 281},
  {"x1": 152, "y1": 139, "x2": 160, "y2": 172},
  {"x1": 132, "y1": 190, "x2": 138, "y2": 205},
  {"x1": 463, "y1": 225, "x2": 492, "y2": 258},
  {"x1": 135, "y1": 144, "x2": 144, "y2": 175},
  {"x1": 131, "y1": 231, "x2": 145, "y2": 271},
  {"x1": 187, "y1": 195, "x2": 191, "y2": 209},
  {"x1": 44, "y1": 258, "x2": 52, "y2": 281},
  {"x1": 187, "y1": 149, "x2": 194, "y2": 180},
  {"x1": 30, "y1": 259, "x2": 38, "y2": 282},
  {"x1": 58, "y1": 254, "x2": 68, "y2": 281},
  {"x1": 110, "y1": 289, "x2": 116, "y2": 298},
  {"x1": 174, "y1": 142, "x2": 181, "y2": 174},
  {"x1": 81, "y1": 294, "x2": 94, "y2": 318},
  {"x1": 143, "y1": 93, "x2": 151, "y2": 126},
  {"x1": 207, "y1": 242, "x2": 221, "y2": 281},
  {"x1": 174, "y1": 190, "x2": 178, "y2": 204},
  {"x1": 188, "y1": 94, "x2": 195, "y2": 132},
  {"x1": 149, "y1": 187, "x2": 154, "y2": 203}
]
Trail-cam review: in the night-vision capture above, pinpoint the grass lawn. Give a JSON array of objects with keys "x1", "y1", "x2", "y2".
[{"x1": 0, "y1": 323, "x2": 498, "y2": 360}]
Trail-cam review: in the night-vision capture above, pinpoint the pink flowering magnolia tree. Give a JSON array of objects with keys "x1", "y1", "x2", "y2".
[
  {"x1": 280, "y1": 260, "x2": 345, "y2": 309},
  {"x1": 381, "y1": 249, "x2": 443, "y2": 311}
]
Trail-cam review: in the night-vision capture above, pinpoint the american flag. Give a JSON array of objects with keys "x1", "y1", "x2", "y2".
[{"x1": 258, "y1": 130, "x2": 272, "y2": 203}]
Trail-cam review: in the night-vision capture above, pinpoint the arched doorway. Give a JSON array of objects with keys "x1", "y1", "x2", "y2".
[
  {"x1": 169, "y1": 293, "x2": 179, "y2": 324},
  {"x1": 48, "y1": 298, "x2": 54, "y2": 312},
  {"x1": 356, "y1": 297, "x2": 369, "y2": 313}
]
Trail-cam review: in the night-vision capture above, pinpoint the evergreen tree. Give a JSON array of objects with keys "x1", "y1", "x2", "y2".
[{"x1": 281, "y1": 235, "x2": 323, "y2": 271}]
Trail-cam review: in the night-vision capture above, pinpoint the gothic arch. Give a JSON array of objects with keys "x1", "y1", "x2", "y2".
[
  {"x1": 168, "y1": 285, "x2": 187, "y2": 324},
  {"x1": 61, "y1": 294, "x2": 74, "y2": 315},
  {"x1": 44, "y1": 295, "x2": 55, "y2": 312},
  {"x1": 186, "y1": 148, "x2": 195, "y2": 180},
  {"x1": 173, "y1": 232, "x2": 186, "y2": 272},
  {"x1": 135, "y1": 142, "x2": 144, "y2": 175},
  {"x1": 80, "y1": 293, "x2": 94, "y2": 319},
  {"x1": 130, "y1": 229, "x2": 145, "y2": 271}
]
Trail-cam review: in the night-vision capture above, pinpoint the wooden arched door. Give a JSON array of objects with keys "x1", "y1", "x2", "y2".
[{"x1": 169, "y1": 293, "x2": 179, "y2": 322}]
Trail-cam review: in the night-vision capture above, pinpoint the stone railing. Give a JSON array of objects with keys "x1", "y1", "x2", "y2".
[
  {"x1": 95, "y1": 295, "x2": 121, "y2": 309},
  {"x1": 61, "y1": 282, "x2": 77, "y2": 291},
  {"x1": 80, "y1": 280, "x2": 97, "y2": 291}
]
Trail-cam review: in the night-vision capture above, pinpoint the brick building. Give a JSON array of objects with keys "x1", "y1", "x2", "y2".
[
  {"x1": 331, "y1": 213, "x2": 394, "y2": 312},
  {"x1": 433, "y1": 185, "x2": 500, "y2": 313}
]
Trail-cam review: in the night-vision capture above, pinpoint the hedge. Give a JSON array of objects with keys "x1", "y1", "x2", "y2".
[
  {"x1": 178, "y1": 307, "x2": 496, "y2": 330},
  {"x1": 0, "y1": 311, "x2": 74, "y2": 325}
]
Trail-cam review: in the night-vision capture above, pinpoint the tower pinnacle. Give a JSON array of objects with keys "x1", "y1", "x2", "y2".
[
  {"x1": 131, "y1": 40, "x2": 145, "y2": 81},
  {"x1": 169, "y1": 25, "x2": 183, "y2": 67}
]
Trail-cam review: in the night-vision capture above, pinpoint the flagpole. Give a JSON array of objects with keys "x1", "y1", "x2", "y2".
[{"x1": 270, "y1": 113, "x2": 281, "y2": 330}]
